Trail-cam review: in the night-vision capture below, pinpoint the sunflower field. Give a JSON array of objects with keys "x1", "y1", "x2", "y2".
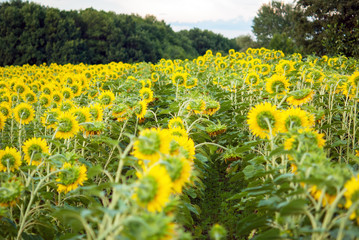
[{"x1": 1, "y1": 48, "x2": 359, "y2": 239}]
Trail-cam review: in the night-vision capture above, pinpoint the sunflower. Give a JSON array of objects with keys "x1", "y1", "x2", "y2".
[
  {"x1": 284, "y1": 128, "x2": 325, "y2": 151},
  {"x1": 0, "y1": 102, "x2": 11, "y2": 119},
  {"x1": 41, "y1": 108, "x2": 60, "y2": 129},
  {"x1": 172, "y1": 72, "x2": 187, "y2": 87},
  {"x1": 276, "y1": 60, "x2": 295, "y2": 74},
  {"x1": 99, "y1": 90, "x2": 115, "y2": 107},
  {"x1": 168, "y1": 127, "x2": 188, "y2": 138},
  {"x1": 22, "y1": 137, "x2": 49, "y2": 166},
  {"x1": 161, "y1": 156, "x2": 192, "y2": 194},
  {"x1": 13, "y1": 82, "x2": 28, "y2": 95},
  {"x1": 39, "y1": 93, "x2": 52, "y2": 108},
  {"x1": 133, "y1": 165, "x2": 173, "y2": 212},
  {"x1": 151, "y1": 72, "x2": 160, "y2": 82},
  {"x1": 89, "y1": 103, "x2": 104, "y2": 122},
  {"x1": 247, "y1": 102, "x2": 282, "y2": 139},
  {"x1": 298, "y1": 127, "x2": 325, "y2": 148},
  {"x1": 23, "y1": 90, "x2": 37, "y2": 104},
  {"x1": 265, "y1": 74, "x2": 290, "y2": 95},
  {"x1": 0, "y1": 112, "x2": 5, "y2": 130},
  {"x1": 168, "y1": 117, "x2": 185, "y2": 129},
  {"x1": 0, "y1": 147, "x2": 21, "y2": 172},
  {"x1": 112, "y1": 103, "x2": 130, "y2": 122},
  {"x1": 287, "y1": 89, "x2": 315, "y2": 106},
  {"x1": 59, "y1": 100, "x2": 75, "y2": 112},
  {"x1": 132, "y1": 128, "x2": 171, "y2": 164},
  {"x1": 187, "y1": 99, "x2": 206, "y2": 114},
  {"x1": 343, "y1": 174, "x2": 359, "y2": 223},
  {"x1": 281, "y1": 107, "x2": 311, "y2": 132},
  {"x1": 13, "y1": 103, "x2": 35, "y2": 125},
  {"x1": 56, "y1": 162, "x2": 88, "y2": 194},
  {"x1": 51, "y1": 91, "x2": 63, "y2": 104},
  {"x1": 55, "y1": 112, "x2": 80, "y2": 139},
  {"x1": 184, "y1": 77, "x2": 198, "y2": 89},
  {"x1": 245, "y1": 72, "x2": 260, "y2": 86},
  {"x1": 0, "y1": 177, "x2": 23, "y2": 207},
  {"x1": 203, "y1": 100, "x2": 220, "y2": 116},
  {"x1": 61, "y1": 87, "x2": 74, "y2": 100},
  {"x1": 139, "y1": 87, "x2": 154, "y2": 103},
  {"x1": 70, "y1": 107, "x2": 91, "y2": 129},
  {"x1": 134, "y1": 100, "x2": 147, "y2": 120},
  {"x1": 169, "y1": 136, "x2": 195, "y2": 162},
  {"x1": 260, "y1": 64, "x2": 271, "y2": 75}
]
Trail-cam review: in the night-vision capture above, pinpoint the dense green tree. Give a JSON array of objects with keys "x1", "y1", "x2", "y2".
[
  {"x1": 234, "y1": 35, "x2": 258, "y2": 51},
  {"x1": 294, "y1": 0, "x2": 359, "y2": 57},
  {"x1": 252, "y1": 1, "x2": 296, "y2": 48}
]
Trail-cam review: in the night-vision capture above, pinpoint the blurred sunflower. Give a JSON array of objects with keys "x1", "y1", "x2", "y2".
[
  {"x1": 133, "y1": 165, "x2": 172, "y2": 212},
  {"x1": 161, "y1": 156, "x2": 192, "y2": 194},
  {"x1": 132, "y1": 128, "x2": 171, "y2": 164},
  {"x1": 287, "y1": 89, "x2": 315, "y2": 106},
  {"x1": 134, "y1": 100, "x2": 147, "y2": 120},
  {"x1": 139, "y1": 87, "x2": 154, "y2": 103},
  {"x1": 99, "y1": 90, "x2": 115, "y2": 107},
  {"x1": 168, "y1": 117, "x2": 185, "y2": 129},
  {"x1": 265, "y1": 74, "x2": 290, "y2": 95},
  {"x1": 172, "y1": 72, "x2": 187, "y2": 87},
  {"x1": 0, "y1": 147, "x2": 21, "y2": 172}
]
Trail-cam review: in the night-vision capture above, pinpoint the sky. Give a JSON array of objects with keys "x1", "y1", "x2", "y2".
[{"x1": 7, "y1": 0, "x2": 294, "y2": 38}]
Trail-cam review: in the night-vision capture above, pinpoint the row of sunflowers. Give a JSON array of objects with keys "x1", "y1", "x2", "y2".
[{"x1": 1, "y1": 47, "x2": 359, "y2": 239}]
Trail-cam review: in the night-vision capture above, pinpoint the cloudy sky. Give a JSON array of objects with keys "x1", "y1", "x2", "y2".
[{"x1": 17, "y1": 0, "x2": 294, "y2": 38}]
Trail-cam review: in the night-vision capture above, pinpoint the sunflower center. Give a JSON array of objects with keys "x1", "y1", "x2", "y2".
[
  {"x1": 256, "y1": 111, "x2": 276, "y2": 130},
  {"x1": 59, "y1": 167, "x2": 80, "y2": 185},
  {"x1": 1, "y1": 154, "x2": 15, "y2": 167},
  {"x1": 63, "y1": 91, "x2": 71, "y2": 99},
  {"x1": 40, "y1": 97, "x2": 49, "y2": 106},
  {"x1": 285, "y1": 116, "x2": 302, "y2": 130},
  {"x1": 26, "y1": 93, "x2": 35, "y2": 102},
  {"x1": 101, "y1": 95, "x2": 111, "y2": 105},
  {"x1": 72, "y1": 85, "x2": 79, "y2": 94},
  {"x1": 58, "y1": 118, "x2": 73, "y2": 133},
  {"x1": 43, "y1": 88, "x2": 51, "y2": 95},
  {"x1": 53, "y1": 94, "x2": 60, "y2": 102},
  {"x1": 19, "y1": 108, "x2": 31, "y2": 120},
  {"x1": 1, "y1": 107, "x2": 9, "y2": 117},
  {"x1": 271, "y1": 81, "x2": 286, "y2": 93},
  {"x1": 27, "y1": 144, "x2": 43, "y2": 161},
  {"x1": 61, "y1": 103, "x2": 72, "y2": 111},
  {"x1": 248, "y1": 75, "x2": 258, "y2": 84},
  {"x1": 137, "y1": 175, "x2": 158, "y2": 203},
  {"x1": 142, "y1": 92, "x2": 150, "y2": 100}
]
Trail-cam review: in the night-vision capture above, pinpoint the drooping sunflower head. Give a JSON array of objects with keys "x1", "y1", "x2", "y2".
[
  {"x1": 247, "y1": 102, "x2": 282, "y2": 139},
  {"x1": 56, "y1": 162, "x2": 88, "y2": 194},
  {"x1": 133, "y1": 165, "x2": 172, "y2": 212},
  {"x1": 0, "y1": 147, "x2": 22, "y2": 172},
  {"x1": 22, "y1": 137, "x2": 49, "y2": 166},
  {"x1": 286, "y1": 89, "x2": 315, "y2": 106},
  {"x1": 265, "y1": 74, "x2": 290, "y2": 95},
  {"x1": 187, "y1": 99, "x2": 206, "y2": 114},
  {"x1": 168, "y1": 117, "x2": 185, "y2": 130},
  {"x1": 55, "y1": 112, "x2": 80, "y2": 139},
  {"x1": 13, "y1": 103, "x2": 35, "y2": 125},
  {"x1": 132, "y1": 128, "x2": 171, "y2": 164}
]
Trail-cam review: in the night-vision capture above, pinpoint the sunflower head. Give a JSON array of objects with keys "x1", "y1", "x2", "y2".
[
  {"x1": 0, "y1": 147, "x2": 22, "y2": 172},
  {"x1": 55, "y1": 112, "x2": 80, "y2": 139},
  {"x1": 265, "y1": 74, "x2": 290, "y2": 95},
  {"x1": 247, "y1": 102, "x2": 282, "y2": 139},
  {"x1": 0, "y1": 177, "x2": 23, "y2": 207},
  {"x1": 172, "y1": 72, "x2": 187, "y2": 86},
  {"x1": 56, "y1": 162, "x2": 88, "y2": 194},
  {"x1": 13, "y1": 103, "x2": 35, "y2": 125},
  {"x1": 168, "y1": 117, "x2": 185, "y2": 130},
  {"x1": 22, "y1": 137, "x2": 49, "y2": 166}
]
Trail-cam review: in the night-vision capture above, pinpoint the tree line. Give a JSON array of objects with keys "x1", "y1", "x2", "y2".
[
  {"x1": 251, "y1": 0, "x2": 359, "y2": 57},
  {"x1": 0, "y1": 0, "x2": 239, "y2": 66}
]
